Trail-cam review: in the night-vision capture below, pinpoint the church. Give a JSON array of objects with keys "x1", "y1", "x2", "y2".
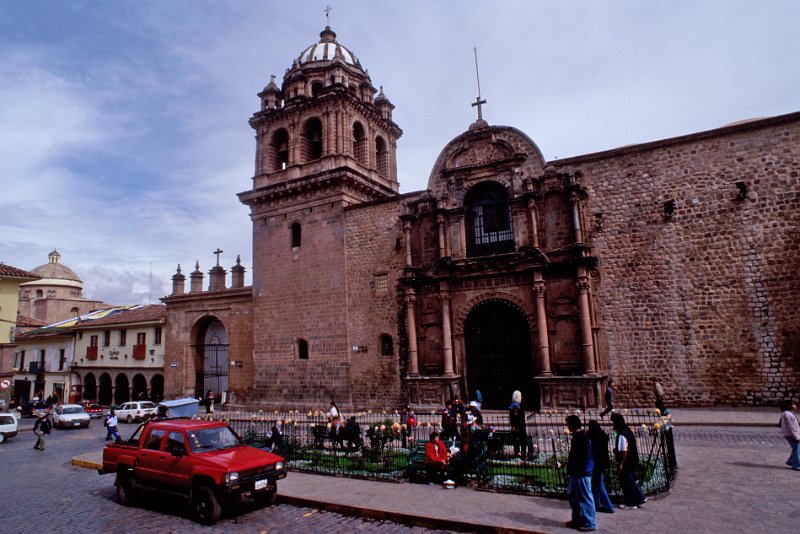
[{"x1": 162, "y1": 26, "x2": 800, "y2": 410}]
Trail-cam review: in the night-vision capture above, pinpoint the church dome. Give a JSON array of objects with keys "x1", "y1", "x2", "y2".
[
  {"x1": 293, "y1": 26, "x2": 363, "y2": 71},
  {"x1": 28, "y1": 250, "x2": 82, "y2": 284}
]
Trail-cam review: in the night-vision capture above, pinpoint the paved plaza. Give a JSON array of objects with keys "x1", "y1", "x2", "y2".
[{"x1": 0, "y1": 414, "x2": 797, "y2": 533}]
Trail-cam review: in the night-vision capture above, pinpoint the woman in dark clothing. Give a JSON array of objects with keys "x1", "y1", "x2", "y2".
[{"x1": 587, "y1": 420, "x2": 615, "y2": 513}]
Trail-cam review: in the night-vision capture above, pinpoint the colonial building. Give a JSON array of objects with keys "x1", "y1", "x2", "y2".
[
  {"x1": 17, "y1": 250, "x2": 111, "y2": 325},
  {"x1": 0, "y1": 263, "x2": 40, "y2": 407},
  {"x1": 164, "y1": 26, "x2": 800, "y2": 410},
  {"x1": 71, "y1": 305, "x2": 166, "y2": 405}
]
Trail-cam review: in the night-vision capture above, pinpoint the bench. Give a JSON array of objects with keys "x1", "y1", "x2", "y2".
[
  {"x1": 406, "y1": 441, "x2": 429, "y2": 483},
  {"x1": 406, "y1": 440, "x2": 489, "y2": 484},
  {"x1": 487, "y1": 430, "x2": 534, "y2": 457}
]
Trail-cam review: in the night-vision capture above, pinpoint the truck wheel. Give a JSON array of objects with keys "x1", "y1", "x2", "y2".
[
  {"x1": 255, "y1": 486, "x2": 278, "y2": 507},
  {"x1": 127, "y1": 414, "x2": 133, "y2": 424},
  {"x1": 0, "y1": 433, "x2": 5, "y2": 444},
  {"x1": 116, "y1": 471, "x2": 137, "y2": 506},
  {"x1": 193, "y1": 485, "x2": 221, "y2": 525}
]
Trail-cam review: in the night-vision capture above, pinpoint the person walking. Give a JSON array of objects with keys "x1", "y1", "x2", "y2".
[
  {"x1": 653, "y1": 381, "x2": 665, "y2": 408},
  {"x1": 565, "y1": 414, "x2": 596, "y2": 531},
  {"x1": 509, "y1": 391, "x2": 527, "y2": 458},
  {"x1": 611, "y1": 413, "x2": 647, "y2": 509},
  {"x1": 33, "y1": 412, "x2": 50, "y2": 450},
  {"x1": 587, "y1": 420, "x2": 614, "y2": 513},
  {"x1": 779, "y1": 399, "x2": 800, "y2": 471},
  {"x1": 105, "y1": 408, "x2": 120, "y2": 442},
  {"x1": 205, "y1": 390, "x2": 215, "y2": 414},
  {"x1": 599, "y1": 380, "x2": 614, "y2": 417}
]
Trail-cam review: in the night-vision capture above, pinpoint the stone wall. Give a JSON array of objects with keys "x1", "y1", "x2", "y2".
[
  {"x1": 555, "y1": 113, "x2": 800, "y2": 406},
  {"x1": 343, "y1": 197, "x2": 408, "y2": 407}
]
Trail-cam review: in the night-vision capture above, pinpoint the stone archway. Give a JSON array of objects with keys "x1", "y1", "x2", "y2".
[
  {"x1": 464, "y1": 298, "x2": 536, "y2": 410},
  {"x1": 150, "y1": 374, "x2": 164, "y2": 402},
  {"x1": 114, "y1": 373, "x2": 130, "y2": 405},
  {"x1": 83, "y1": 373, "x2": 97, "y2": 401},
  {"x1": 131, "y1": 374, "x2": 148, "y2": 401},
  {"x1": 193, "y1": 318, "x2": 229, "y2": 401},
  {"x1": 98, "y1": 373, "x2": 112, "y2": 406}
]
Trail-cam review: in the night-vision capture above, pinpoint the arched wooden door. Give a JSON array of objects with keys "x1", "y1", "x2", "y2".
[{"x1": 464, "y1": 299, "x2": 536, "y2": 410}]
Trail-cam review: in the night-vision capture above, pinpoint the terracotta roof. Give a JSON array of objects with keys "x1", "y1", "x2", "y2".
[
  {"x1": 0, "y1": 263, "x2": 39, "y2": 279},
  {"x1": 16, "y1": 315, "x2": 48, "y2": 328},
  {"x1": 73, "y1": 304, "x2": 166, "y2": 328}
]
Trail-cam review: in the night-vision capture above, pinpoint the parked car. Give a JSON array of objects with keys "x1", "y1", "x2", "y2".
[
  {"x1": 101, "y1": 419, "x2": 286, "y2": 524},
  {"x1": 80, "y1": 401, "x2": 105, "y2": 419},
  {"x1": 20, "y1": 401, "x2": 52, "y2": 418},
  {"x1": 51, "y1": 404, "x2": 91, "y2": 429},
  {"x1": 116, "y1": 401, "x2": 158, "y2": 423},
  {"x1": 0, "y1": 412, "x2": 19, "y2": 443}
]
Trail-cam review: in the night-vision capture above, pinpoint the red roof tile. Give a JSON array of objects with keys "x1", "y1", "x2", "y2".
[
  {"x1": 0, "y1": 263, "x2": 39, "y2": 279},
  {"x1": 16, "y1": 315, "x2": 48, "y2": 328},
  {"x1": 74, "y1": 304, "x2": 166, "y2": 328}
]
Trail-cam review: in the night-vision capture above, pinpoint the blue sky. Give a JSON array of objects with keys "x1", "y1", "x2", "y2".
[{"x1": 2, "y1": 1, "x2": 798, "y2": 306}]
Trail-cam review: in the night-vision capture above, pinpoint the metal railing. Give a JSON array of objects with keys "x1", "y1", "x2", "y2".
[{"x1": 204, "y1": 407, "x2": 676, "y2": 498}]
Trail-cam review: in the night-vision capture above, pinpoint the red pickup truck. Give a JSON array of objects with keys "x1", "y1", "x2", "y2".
[{"x1": 101, "y1": 418, "x2": 286, "y2": 524}]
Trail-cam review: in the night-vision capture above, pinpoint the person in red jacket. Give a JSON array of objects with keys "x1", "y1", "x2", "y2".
[{"x1": 425, "y1": 431, "x2": 449, "y2": 483}]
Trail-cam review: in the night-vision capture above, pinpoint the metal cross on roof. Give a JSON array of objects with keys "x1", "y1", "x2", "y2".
[
  {"x1": 324, "y1": 5, "x2": 332, "y2": 26},
  {"x1": 471, "y1": 47, "x2": 487, "y2": 121},
  {"x1": 213, "y1": 248, "x2": 223, "y2": 266}
]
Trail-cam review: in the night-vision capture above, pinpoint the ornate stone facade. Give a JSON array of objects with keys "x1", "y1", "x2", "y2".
[{"x1": 164, "y1": 26, "x2": 800, "y2": 409}]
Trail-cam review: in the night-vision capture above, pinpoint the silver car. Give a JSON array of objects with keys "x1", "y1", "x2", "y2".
[
  {"x1": 51, "y1": 404, "x2": 91, "y2": 429},
  {"x1": 0, "y1": 412, "x2": 19, "y2": 443}
]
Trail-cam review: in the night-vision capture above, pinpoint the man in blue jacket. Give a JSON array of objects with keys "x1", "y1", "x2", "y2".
[{"x1": 565, "y1": 414, "x2": 596, "y2": 531}]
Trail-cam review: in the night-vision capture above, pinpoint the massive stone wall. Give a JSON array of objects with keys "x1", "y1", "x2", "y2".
[
  {"x1": 555, "y1": 113, "x2": 800, "y2": 406},
  {"x1": 250, "y1": 200, "x2": 352, "y2": 408},
  {"x1": 343, "y1": 197, "x2": 408, "y2": 407}
]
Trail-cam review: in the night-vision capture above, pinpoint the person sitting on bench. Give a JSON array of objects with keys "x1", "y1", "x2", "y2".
[{"x1": 425, "y1": 431, "x2": 449, "y2": 483}]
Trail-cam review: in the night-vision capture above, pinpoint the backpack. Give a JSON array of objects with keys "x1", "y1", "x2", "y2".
[{"x1": 42, "y1": 418, "x2": 51, "y2": 434}]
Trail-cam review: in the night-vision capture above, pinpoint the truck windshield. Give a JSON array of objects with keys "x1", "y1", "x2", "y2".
[{"x1": 187, "y1": 426, "x2": 242, "y2": 452}]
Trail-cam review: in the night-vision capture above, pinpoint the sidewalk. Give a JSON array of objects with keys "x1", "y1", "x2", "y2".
[{"x1": 69, "y1": 407, "x2": 783, "y2": 533}]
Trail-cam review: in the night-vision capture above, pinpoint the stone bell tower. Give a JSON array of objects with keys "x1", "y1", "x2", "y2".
[{"x1": 238, "y1": 26, "x2": 402, "y2": 407}]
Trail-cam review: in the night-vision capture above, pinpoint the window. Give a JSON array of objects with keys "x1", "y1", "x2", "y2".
[
  {"x1": 298, "y1": 339, "x2": 309, "y2": 360},
  {"x1": 380, "y1": 335, "x2": 394, "y2": 356},
  {"x1": 70, "y1": 307, "x2": 79, "y2": 317},
  {"x1": 119, "y1": 330, "x2": 127, "y2": 346},
  {"x1": 375, "y1": 136, "x2": 389, "y2": 176},
  {"x1": 36, "y1": 289, "x2": 43, "y2": 298},
  {"x1": 272, "y1": 129, "x2": 289, "y2": 171},
  {"x1": 291, "y1": 222, "x2": 302, "y2": 248},
  {"x1": 166, "y1": 432, "x2": 186, "y2": 454},
  {"x1": 374, "y1": 273, "x2": 388, "y2": 294},
  {"x1": 15, "y1": 350, "x2": 25, "y2": 370},
  {"x1": 304, "y1": 117, "x2": 323, "y2": 160},
  {"x1": 311, "y1": 81, "x2": 323, "y2": 97},
  {"x1": 353, "y1": 122, "x2": 367, "y2": 165},
  {"x1": 465, "y1": 182, "x2": 515, "y2": 257},
  {"x1": 137, "y1": 332, "x2": 146, "y2": 345},
  {"x1": 145, "y1": 429, "x2": 165, "y2": 450},
  {"x1": 90, "y1": 335, "x2": 98, "y2": 347},
  {"x1": 59, "y1": 349, "x2": 66, "y2": 371},
  {"x1": 103, "y1": 330, "x2": 110, "y2": 347},
  {"x1": 154, "y1": 327, "x2": 163, "y2": 345}
]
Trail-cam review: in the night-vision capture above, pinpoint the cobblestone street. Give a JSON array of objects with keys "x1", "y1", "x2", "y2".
[{"x1": 0, "y1": 423, "x2": 797, "y2": 533}]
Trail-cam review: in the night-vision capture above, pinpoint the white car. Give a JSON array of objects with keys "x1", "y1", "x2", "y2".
[
  {"x1": 0, "y1": 412, "x2": 19, "y2": 443},
  {"x1": 116, "y1": 401, "x2": 158, "y2": 423},
  {"x1": 51, "y1": 404, "x2": 91, "y2": 429}
]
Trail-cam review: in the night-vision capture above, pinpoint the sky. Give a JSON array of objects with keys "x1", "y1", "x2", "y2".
[{"x1": 1, "y1": 1, "x2": 798, "y2": 307}]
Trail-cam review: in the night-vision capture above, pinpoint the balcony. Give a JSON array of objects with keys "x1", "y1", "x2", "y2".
[
  {"x1": 28, "y1": 362, "x2": 44, "y2": 374},
  {"x1": 86, "y1": 345, "x2": 98, "y2": 360},
  {"x1": 132, "y1": 344, "x2": 147, "y2": 360}
]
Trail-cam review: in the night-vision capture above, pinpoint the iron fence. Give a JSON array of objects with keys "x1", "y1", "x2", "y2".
[{"x1": 204, "y1": 407, "x2": 676, "y2": 498}]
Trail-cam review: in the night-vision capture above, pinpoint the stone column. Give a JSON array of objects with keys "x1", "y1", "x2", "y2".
[
  {"x1": 577, "y1": 267, "x2": 596, "y2": 374},
  {"x1": 440, "y1": 286, "x2": 455, "y2": 377},
  {"x1": 436, "y1": 213, "x2": 447, "y2": 258},
  {"x1": 528, "y1": 197, "x2": 540, "y2": 248},
  {"x1": 533, "y1": 271, "x2": 552, "y2": 375},
  {"x1": 405, "y1": 289, "x2": 419, "y2": 376},
  {"x1": 571, "y1": 192, "x2": 584, "y2": 244},
  {"x1": 402, "y1": 217, "x2": 414, "y2": 267}
]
